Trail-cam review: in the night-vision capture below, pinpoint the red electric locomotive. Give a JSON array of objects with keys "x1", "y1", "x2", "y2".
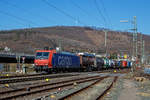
[{"x1": 34, "y1": 50, "x2": 56, "y2": 72}]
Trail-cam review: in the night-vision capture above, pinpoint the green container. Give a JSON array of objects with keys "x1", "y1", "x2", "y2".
[{"x1": 103, "y1": 59, "x2": 109, "y2": 68}]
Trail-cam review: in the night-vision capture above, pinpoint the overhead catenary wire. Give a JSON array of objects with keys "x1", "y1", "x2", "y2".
[
  {"x1": 0, "y1": 12, "x2": 27, "y2": 27},
  {"x1": 99, "y1": 0, "x2": 113, "y2": 29},
  {"x1": 41, "y1": 0, "x2": 87, "y2": 26},
  {"x1": 0, "y1": 24, "x2": 26, "y2": 31},
  {"x1": 0, "y1": 10, "x2": 39, "y2": 26},
  {"x1": 94, "y1": 0, "x2": 108, "y2": 28},
  {"x1": 0, "y1": 24, "x2": 11, "y2": 30},
  {"x1": 0, "y1": 0, "x2": 56, "y2": 24},
  {"x1": 69, "y1": 0, "x2": 103, "y2": 26},
  {"x1": 70, "y1": 0, "x2": 89, "y2": 16}
]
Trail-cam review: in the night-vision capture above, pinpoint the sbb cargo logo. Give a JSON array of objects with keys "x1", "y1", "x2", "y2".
[{"x1": 58, "y1": 56, "x2": 72, "y2": 66}]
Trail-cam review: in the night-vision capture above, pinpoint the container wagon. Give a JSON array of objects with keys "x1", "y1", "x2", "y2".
[
  {"x1": 77, "y1": 53, "x2": 95, "y2": 71},
  {"x1": 94, "y1": 57, "x2": 104, "y2": 71}
]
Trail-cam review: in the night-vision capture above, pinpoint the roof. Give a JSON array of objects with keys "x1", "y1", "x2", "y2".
[{"x1": 36, "y1": 50, "x2": 56, "y2": 52}]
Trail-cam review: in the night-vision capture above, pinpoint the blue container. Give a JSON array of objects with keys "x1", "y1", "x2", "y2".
[
  {"x1": 118, "y1": 61, "x2": 121, "y2": 67},
  {"x1": 52, "y1": 53, "x2": 80, "y2": 68},
  {"x1": 127, "y1": 61, "x2": 131, "y2": 67}
]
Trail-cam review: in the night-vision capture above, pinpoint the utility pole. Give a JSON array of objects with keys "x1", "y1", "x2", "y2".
[
  {"x1": 132, "y1": 16, "x2": 138, "y2": 70},
  {"x1": 142, "y1": 40, "x2": 145, "y2": 64},
  {"x1": 120, "y1": 16, "x2": 138, "y2": 72},
  {"x1": 140, "y1": 33, "x2": 143, "y2": 65},
  {"x1": 104, "y1": 30, "x2": 107, "y2": 47},
  {"x1": 104, "y1": 30, "x2": 108, "y2": 57},
  {"x1": 58, "y1": 39, "x2": 62, "y2": 52},
  {"x1": 120, "y1": 17, "x2": 138, "y2": 60},
  {"x1": 133, "y1": 16, "x2": 138, "y2": 59}
]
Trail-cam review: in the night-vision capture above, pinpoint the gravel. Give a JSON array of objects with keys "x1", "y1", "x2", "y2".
[
  {"x1": 103, "y1": 77, "x2": 124, "y2": 100},
  {"x1": 135, "y1": 79, "x2": 150, "y2": 100},
  {"x1": 103, "y1": 72, "x2": 150, "y2": 100}
]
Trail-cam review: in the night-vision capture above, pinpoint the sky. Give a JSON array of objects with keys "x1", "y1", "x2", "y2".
[{"x1": 0, "y1": 0, "x2": 150, "y2": 35}]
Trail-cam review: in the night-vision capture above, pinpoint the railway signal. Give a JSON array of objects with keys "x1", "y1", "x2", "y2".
[
  {"x1": 16, "y1": 55, "x2": 21, "y2": 73},
  {"x1": 22, "y1": 56, "x2": 26, "y2": 73}
]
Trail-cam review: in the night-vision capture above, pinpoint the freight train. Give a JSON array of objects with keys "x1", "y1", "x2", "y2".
[{"x1": 34, "y1": 50, "x2": 132, "y2": 73}]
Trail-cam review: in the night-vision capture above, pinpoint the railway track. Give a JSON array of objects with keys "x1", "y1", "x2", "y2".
[
  {"x1": 0, "y1": 72, "x2": 97, "y2": 79},
  {"x1": 0, "y1": 75, "x2": 107, "y2": 100},
  {"x1": 0, "y1": 68, "x2": 130, "y2": 79},
  {"x1": 96, "y1": 76, "x2": 118, "y2": 100},
  {"x1": 0, "y1": 73, "x2": 48, "y2": 79},
  {"x1": 0, "y1": 73, "x2": 80, "y2": 84},
  {"x1": 58, "y1": 76, "x2": 118, "y2": 100},
  {"x1": 0, "y1": 68, "x2": 126, "y2": 84},
  {"x1": 97, "y1": 68, "x2": 130, "y2": 73}
]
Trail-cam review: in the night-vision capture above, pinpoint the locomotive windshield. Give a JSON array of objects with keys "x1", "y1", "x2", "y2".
[{"x1": 36, "y1": 52, "x2": 49, "y2": 59}]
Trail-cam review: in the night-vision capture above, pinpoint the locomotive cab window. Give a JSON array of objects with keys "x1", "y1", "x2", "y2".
[
  {"x1": 43, "y1": 52, "x2": 49, "y2": 59},
  {"x1": 36, "y1": 52, "x2": 49, "y2": 59}
]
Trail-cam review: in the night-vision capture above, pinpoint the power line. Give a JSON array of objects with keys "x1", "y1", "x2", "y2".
[
  {"x1": 0, "y1": 24, "x2": 11, "y2": 30},
  {"x1": 99, "y1": 0, "x2": 113, "y2": 29},
  {"x1": 0, "y1": 10, "x2": 39, "y2": 26},
  {"x1": 70, "y1": 0, "x2": 88, "y2": 15},
  {"x1": 0, "y1": 12, "x2": 27, "y2": 27},
  {"x1": 0, "y1": 0, "x2": 56, "y2": 24},
  {"x1": 70, "y1": 0, "x2": 103, "y2": 26},
  {"x1": 41, "y1": 0, "x2": 87, "y2": 26},
  {"x1": 0, "y1": 24, "x2": 24, "y2": 31},
  {"x1": 94, "y1": 0, "x2": 108, "y2": 28}
]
